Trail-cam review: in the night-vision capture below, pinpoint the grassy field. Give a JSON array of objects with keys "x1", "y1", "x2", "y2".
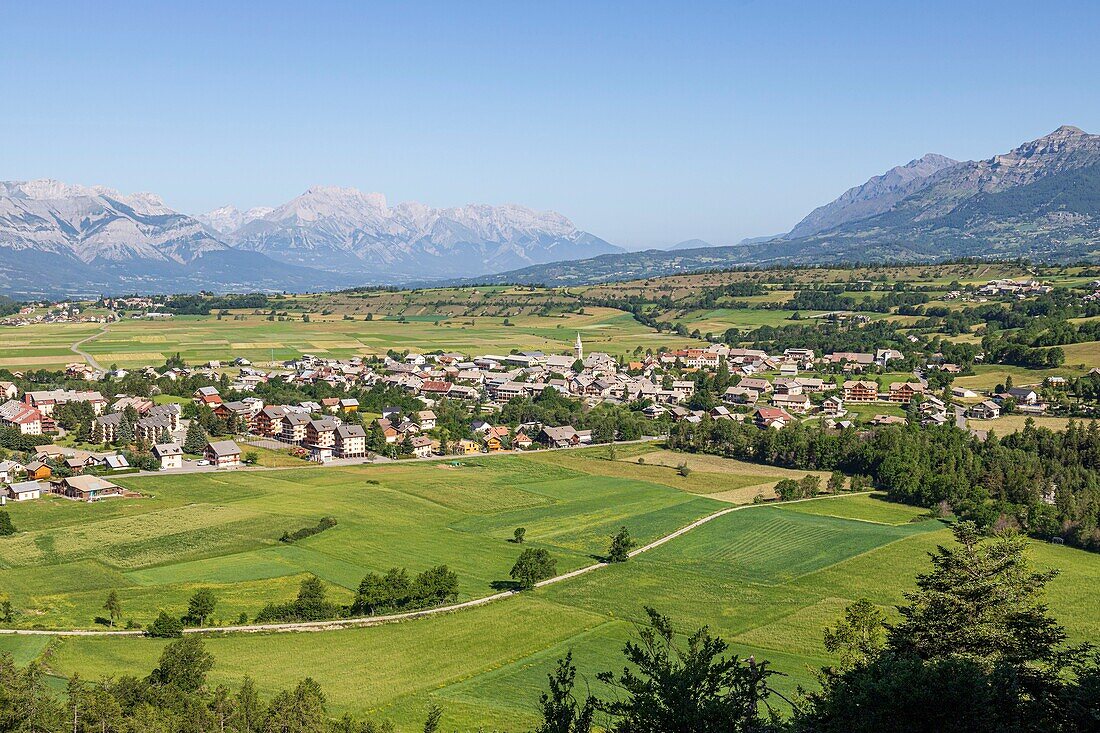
[
  {"x1": 1, "y1": 307, "x2": 704, "y2": 368},
  {"x1": 968, "y1": 415, "x2": 1077, "y2": 434},
  {"x1": 35, "y1": 498, "x2": 1100, "y2": 730},
  {"x1": 954, "y1": 363, "x2": 1085, "y2": 390},
  {"x1": 4, "y1": 448, "x2": 1098, "y2": 731},
  {"x1": 0, "y1": 451, "x2": 728, "y2": 630}
]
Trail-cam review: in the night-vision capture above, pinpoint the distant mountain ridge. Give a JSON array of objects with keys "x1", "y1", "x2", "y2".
[
  {"x1": 0, "y1": 181, "x2": 620, "y2": 296},
  {"x1": 785, "y1": 153, "x2": 959, "y2": 238},
  {"x1": 668, "y1": 238, "x2": 714, "y2": 250},
  {"x1": 774, "y1": 125, "x2": 1100, "y2": 262},
  {"x1": 4, "y1": 126, "x2": 1097, "y2": 296},
  {"x1": 198, "y1": 205, "x2": 274, "y2": 234},
  {"x1": 0, "y1": 180, "x2": 333, "y2": 297},
  {"x1": 208, "y1": 186, "x2": 622, "y2": 280},
  {"x1": 467, "y1": 125, "x2": 1100, "y2": 286}
]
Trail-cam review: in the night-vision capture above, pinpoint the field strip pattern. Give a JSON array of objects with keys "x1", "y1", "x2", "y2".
[{"x1": 0, "y1": 493, "x2": 872, "y2": 638}]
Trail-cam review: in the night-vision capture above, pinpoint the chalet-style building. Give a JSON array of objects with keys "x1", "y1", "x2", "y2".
[
  {"x1": 968, "y1": 400, "x2": 1002, "y2": 420},
  {"x1": 888, "y1": 382, "x2": 926, "y2": 403},
  {"x1": 25, "y1": 461, "x2": 51, "y2": 481},
  {"x1": 771, "y1": 393, "x2": 811, "y2": 414},
  {"x1": 204, "y1": 440, "x2": 242, "y2": 469},
  {"x1": 843, "y1": 380, "x2": 878, "y2": 403},
  {"x1": 821, "y1": 395, "x2": 845, "y2": 417},
  {"x1": 257, "y1": 406, "x2": 288, "y2": 437},
  {"x1": 3, "y1": 480, "x2": 41, "y2": 502},
  {"x1": 539, "y1": 425, "x2": 579, "y2": 449},
  {"x1": 281, "y1": 412, "x2": 310, "y2": 445},
  {"x1": 62, "y1": 475, "x2": 122, "y2": 501},
  {"x1": 737, "y1": 378, "x2": 773, "y2": 394},
  {"x1": 0, "y1": 400, "x2": 43, "y2": 435},
  {"x1": 753, "y1": 407, "x2": 793, "y2": 430},
  {"x1": 416, "y1": 410, "x2": 437, "y2": 429},
  {"x1": 411, "y1": 435, "x2": 434, "y2": 458},
  {"x1": 153, "y1": 443, "x2": 183, "y2": 470},
  {"x1": 306, "y1": 418, "x2": 338, "y2": 450}
]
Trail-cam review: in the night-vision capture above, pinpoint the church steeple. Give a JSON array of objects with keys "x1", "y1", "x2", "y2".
[{"x1": 574, "y1": 333, "x2": 583, "y2": 360}]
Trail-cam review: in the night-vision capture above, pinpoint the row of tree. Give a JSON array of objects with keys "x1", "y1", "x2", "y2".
[{"x1": 667, "y1": 416, "x2": 1100, "y2": 551}]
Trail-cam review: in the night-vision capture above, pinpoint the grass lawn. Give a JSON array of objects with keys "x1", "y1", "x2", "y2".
[
  {"x1": 841, "y1": 401, "x2": 907, "y2": 424},
  {"x1": 1060, "y1": 340, "x2": 1100, "y2": 366}
]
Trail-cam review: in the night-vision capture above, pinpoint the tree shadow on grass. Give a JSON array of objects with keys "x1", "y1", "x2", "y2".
[{"x1": 490, "y1": 579, "x2": 522, "y2": 592}]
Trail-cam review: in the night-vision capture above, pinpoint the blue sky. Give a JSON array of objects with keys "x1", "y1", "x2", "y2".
[{"x1": 3, "y1": 1, "x2": 1099, "y2": 249}]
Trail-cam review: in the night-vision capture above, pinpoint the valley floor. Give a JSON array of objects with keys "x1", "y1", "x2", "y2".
[{"x1": 2, "y1": 447, "x2": 1097, "y2": 730}]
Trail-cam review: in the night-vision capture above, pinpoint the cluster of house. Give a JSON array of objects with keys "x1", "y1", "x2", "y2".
[
  {"x1": 93, "y1": 399, "x2": 182, "y2": 443},
  {"x1": 0, "y1": 302, "x2": 116, "y2": 327},
  {"x1": 715, "y1": 375, "x2": 947, "y2": 427},
  {"x1": 0, "y1": 386, "x2": 107, "y2": 434},
  {"x1": 260, "y1": 340, "x2": 914, "y2": 410},
  {"x1": 976, "y1": 279, "x2": 1054, "y2": 298},
  {"x1": 1, "y1": 328, "x2": 1067, "y2": 496},
  {"x1": 0, "y1": 445, "x2": 131, "y2": 505}
]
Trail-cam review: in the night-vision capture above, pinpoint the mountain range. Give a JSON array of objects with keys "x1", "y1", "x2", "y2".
[
  {"x1": 201, "y1": 186, "x2": 620, "y2": 280},
  {"x1": 0, "y1": 183, "x2": 619, "y2": 297},
  {"x1": 464, "y1": 125, "x2": 1100, "y2": 285},
  {"x1": 766, "y1": 124, "x2": 1100, "y2": 263},
  {"x1": 2, "y1": 125, "x2": 1098, "y2": 296}
]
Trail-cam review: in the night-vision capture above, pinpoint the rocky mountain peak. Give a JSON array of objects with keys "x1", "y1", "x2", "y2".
[{"x1": 784, "y1": 151, "x2": 958, "y2": 239}]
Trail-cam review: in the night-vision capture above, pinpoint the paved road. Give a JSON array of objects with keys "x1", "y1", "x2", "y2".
[
  {"x1": 0, "y1": 492, "x2": 870, "y2": 638},
  {"x1": 69, "y1": 321, "x2": 113, "y2": 370}
]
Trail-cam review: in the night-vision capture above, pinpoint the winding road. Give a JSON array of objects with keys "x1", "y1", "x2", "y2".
[
  {"x1": 70, "y1": 321, "x2": 112, "y2": 370},
  {"x1": 0, "y1": 492, "x2": 869, "y2": 638}
]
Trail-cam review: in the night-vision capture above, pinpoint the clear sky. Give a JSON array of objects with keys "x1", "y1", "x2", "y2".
[{"x1": 3, "y1": 1, "x2": 1099, "y2": 249}]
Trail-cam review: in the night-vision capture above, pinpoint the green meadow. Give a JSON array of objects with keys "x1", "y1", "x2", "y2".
[
  {"x1": 3, "y1": 449, "x2": 1098, "y2": 731},
  {"x1": 2, "y1": 307, "x2": 705, "y2": 369},
  {"x1": 0, "y1": 452, "x2": 732, "y2": 630}
]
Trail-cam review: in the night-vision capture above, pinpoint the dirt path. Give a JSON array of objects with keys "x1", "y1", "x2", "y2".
[{"x1": 0, "y1": 492, "x2": 869, "y2": 638}]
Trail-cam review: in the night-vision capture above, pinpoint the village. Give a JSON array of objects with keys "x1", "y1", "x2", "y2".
[{"x1": 0, "y1": 327, "x2": 1070, "y2": 506}]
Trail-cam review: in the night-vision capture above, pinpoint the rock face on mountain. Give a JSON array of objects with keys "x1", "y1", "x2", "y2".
[
  {"x1": 767, "y1": 125, "x2": 1100, "y2": 263},
  {"x1": 212, "y1": 186, "x2": 621, "y2": 279},
  {"x1": 0, "y1": 180, "x2": 228, "y2": 264},
  {"x1": 467, "y1": 126, "x2": 1100, "y2": 286},
  {"x1": 786, "y1": 153, "x2": 958, "y2": 239},
  {"x1": 0, "y1": 180, "x2": 343, "y2": 297}
]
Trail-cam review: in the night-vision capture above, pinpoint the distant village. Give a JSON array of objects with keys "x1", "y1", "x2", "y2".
[{"x1": 1, "y1": 309, "x2": 1076, "y2": 504}]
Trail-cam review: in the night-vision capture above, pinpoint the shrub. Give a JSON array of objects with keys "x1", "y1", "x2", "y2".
[
  {"x1": 280, "y1": 516, "x2": 337, "y2": 543},
  {"x1": 147, "y1": 611, "x2": 184, "y2": 638}
]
